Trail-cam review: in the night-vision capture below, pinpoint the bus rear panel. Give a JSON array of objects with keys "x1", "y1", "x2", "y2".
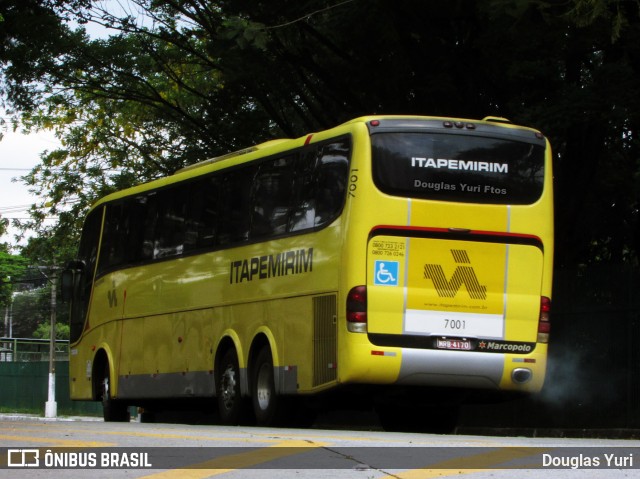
[{"x1": 341, "y1": 117, "x2": 552, "y2": 393}]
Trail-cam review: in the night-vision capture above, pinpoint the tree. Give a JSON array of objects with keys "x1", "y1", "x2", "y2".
[
  {"x1": 0, "y1": 251, "x2": 27, "y2": 310},
  {"x1": 1, "y1": 0, "x2": 640, "y2": 269},
  {"x1": 33, "y1": 320, "x2": 69, "y2": 340},
  {"x1": 0, "y1": 215, "x2": 7, "y2": 252},
  {"x1": 8, "y1": 286, "x2": 48, "y2": 337},
  {"x1": 0, "y1": 0, "x2": 89, "y2": 121}
]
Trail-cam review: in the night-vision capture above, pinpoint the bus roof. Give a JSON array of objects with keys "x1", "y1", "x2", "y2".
[
  {"x1": 89, "y1": 115, "x2": 544, "y2": 211},
  {"x1": 175, "y1": 139, "x2": 291, "y2": 174}
]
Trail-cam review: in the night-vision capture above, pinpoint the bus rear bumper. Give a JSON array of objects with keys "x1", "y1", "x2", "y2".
[
  {"x1": 397, "y1": 347, "x2": 546, "y2": 392},
  {"x1": 340, "y1": 339, "x2": 547, "y2": 393},
  {"x1": 397, "y1": 348, "x2": 503, "y2": 389}
]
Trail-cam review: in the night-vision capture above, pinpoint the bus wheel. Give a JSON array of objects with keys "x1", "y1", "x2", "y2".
[
  {"x1": 251, "y1": 346, "x2": 283, "y2": 426},
  {"x1": 100, "y1": 364, "x2": 129, "y2": 422},
  {"x1": 217, "y1": 348, "x2": 245, "y2": 425}
]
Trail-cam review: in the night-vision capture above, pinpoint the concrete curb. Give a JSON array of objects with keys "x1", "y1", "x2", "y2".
[
  {"x1": 0, "y1": 413, "x2": 102, "y2": 422},
  {"x1": 455, "y1": 427, "x2": 640, "y2": 440}
]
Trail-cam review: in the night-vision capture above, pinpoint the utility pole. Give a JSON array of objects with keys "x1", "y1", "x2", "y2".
[
  {"x1": 3, "y1": 276, "x2": 9, "y2": 338},
  {"x1": 42, "y1": 267, "x2": 58, "y2": 419},
  {"x1": 8, "y1": 291, "x2": 14, "y2": 338}
]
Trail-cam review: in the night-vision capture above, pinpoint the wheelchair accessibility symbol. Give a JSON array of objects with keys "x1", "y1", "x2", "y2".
[{"x1": 374, "y1": 261, "x2": 399, "y2": 286}]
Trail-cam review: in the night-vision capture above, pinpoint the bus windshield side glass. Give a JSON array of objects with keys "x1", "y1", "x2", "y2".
[{"x1": 371, "y1": 132, "x2": 545, "y2": 204}]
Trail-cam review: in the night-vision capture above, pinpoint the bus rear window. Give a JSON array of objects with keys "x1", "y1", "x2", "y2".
[{"x1": 371, "y1": 132, "x2": 545, "y2": 204}]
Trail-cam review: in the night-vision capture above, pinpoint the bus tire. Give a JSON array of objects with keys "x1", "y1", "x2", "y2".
[
  {"x1": 100, "y1": 363, "x2": 129, "y2": 422},
  {"x1": 216, "y1": 348, "x2": 246, "y2": 425},
  {"x1": 251, "y1": 346, "x2": 283, "y2": 426}
]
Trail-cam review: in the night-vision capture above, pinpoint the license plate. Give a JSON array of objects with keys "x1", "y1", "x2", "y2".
[{"x1": 436, "y1": 339, "x2": 471, "y2": 350}]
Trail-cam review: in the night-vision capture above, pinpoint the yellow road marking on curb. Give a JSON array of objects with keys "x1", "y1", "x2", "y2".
[
  {"x1": 0, "y1": 435, "x2": 114, "y2": 468},
  {"x1": 0, "y1": 424, "x2": 292, "y2": 444},
  {"x1": 0, "y1": 434, "x2": 113, "y2": 448},
  {"x1": 0, "y1": 425, "x2": 283, "y2": 445},
  {"x1": 138, "y1": 439, "x2": 325, "y2": 479},
  {"x1": 95, "y1": 430, "x2": 283, "y2": 443},
  {"x1": 385, "y1": 447, "x2": 546, "y2": 478}
]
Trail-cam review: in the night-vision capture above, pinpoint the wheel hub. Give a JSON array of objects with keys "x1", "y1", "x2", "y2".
[
  {"x1": 221, "y1": 366, "x2": 237, "y2": 410},
  {"x1": 256, "y1": 363, "x2": 271, "y2": 411}
]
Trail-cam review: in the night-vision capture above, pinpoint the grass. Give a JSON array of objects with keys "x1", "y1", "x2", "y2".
[{"x1": 0, "y1": 406, "x2": 43, "y2": 415}]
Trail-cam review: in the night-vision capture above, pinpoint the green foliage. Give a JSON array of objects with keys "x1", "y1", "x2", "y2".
[
  {"x1": 565, "y1": 0, "x2": 640, "y2": 41},
  {"x1": 32, "y1": 321, "x2": 69, "y2": 340},
  {"x1": 9, "y1": 287, "x2": 49, "y2": 338},
  {"x1": 0, "y1": 252, "x2": 28, "y2": 308},
  {"x1": 7, "y1": 282, "x2": 68, "y2": 339},
  {"x1": 0, "y1": 217, "x2": 8, "y2": 249}
]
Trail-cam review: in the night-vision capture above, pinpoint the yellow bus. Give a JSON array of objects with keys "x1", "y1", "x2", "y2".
[{"x1": 63, "y1": 115, "x2": 553, "y2": 428}]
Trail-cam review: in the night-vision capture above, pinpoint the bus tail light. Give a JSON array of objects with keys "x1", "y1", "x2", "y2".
[
  {"x1": 537, "y1": 296, "x2": 551, "y2": 343},
  {"x1": 347, "y1": 286, "x2": 367, "y2": 333}
]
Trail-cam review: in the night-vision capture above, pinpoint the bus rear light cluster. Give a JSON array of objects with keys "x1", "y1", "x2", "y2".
[
  {"x1": 347, "y1": 285, "x2": 367, "y2": 333},
  {"x1": 537, "y1": 296, "x2": 551, "y2": 343}
]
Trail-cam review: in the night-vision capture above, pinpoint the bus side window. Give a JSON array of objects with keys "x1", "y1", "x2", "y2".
[
  {"x1": 98, "y1": 203, "x2": 119, "y2": 272},
  {"x1": 70, "y1": 207, "x2": 102, "y2": 343},
  {"x1": 313, "y1": 140, "x2": 349, "y2": 226},
  {"x1": 184, "y1": 177, "x2": 219, "y2": 252},
  {"x1": 218, "y1": 168, "x2": 254, "y2": 246},
  {"x1": 198, "y1": 176, "x2": 220, "y2": 248},
  {"x1": 127, "y1": 195, "x2": 148, "y2": 263},
  {"x1": 289, "y1": 151, "x2": 317, "y2": 232},
  {"x1": 140, "y1": 192, "x2": 158, "y2": 260},
  {"x1": 153, "y1": 186, "x2": 188, "y2": 259},
  {"x1": 289, "y1": 139, "x2": 350, "y2": 232},
  {"x1": 79, "y1": 208, "x2": 102, "y2": 279},
  {"x1": 98, "y1": 196, "x2": 151, "y2": 273},
  {"x1": 251, "y1": 156, "x2": 296, "y2": 239}
]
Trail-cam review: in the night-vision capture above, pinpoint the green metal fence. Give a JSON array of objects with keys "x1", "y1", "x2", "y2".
[
  {"x1": 0, "y1": 338, "x2": 101, "y2": 416},
  {"x1": 0, "y1": 337, "x2": 68, "y2": 362}
]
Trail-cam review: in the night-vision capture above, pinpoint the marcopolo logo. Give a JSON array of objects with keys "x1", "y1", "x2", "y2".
[
  {"x1": 478, "y1": 340, "x2": 533, "y2": 353},
  {"x1": 423, "y1": 249, "x2": 487, "y2": 300}
]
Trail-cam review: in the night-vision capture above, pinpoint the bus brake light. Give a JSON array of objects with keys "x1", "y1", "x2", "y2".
[
  {"x1": 538, "y1": 296, "x2": 551, "y2": 343},
  {"x1": 347, "y1": 286, "x2": 367, "y2": 333}
]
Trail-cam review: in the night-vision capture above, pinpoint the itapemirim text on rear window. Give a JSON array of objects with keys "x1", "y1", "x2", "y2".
[{"x1": 371, "y1": 132, "x2": 545, "y2": 204}]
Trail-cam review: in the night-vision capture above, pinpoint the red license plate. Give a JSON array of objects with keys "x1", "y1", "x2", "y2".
[{"x1": 436, "y1": 339, "x2": 471, "y2": 350}]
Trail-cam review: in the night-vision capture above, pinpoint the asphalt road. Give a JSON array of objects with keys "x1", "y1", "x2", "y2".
[{"x1": 1, "y1": 416, "x2": 639, "y2": 478}]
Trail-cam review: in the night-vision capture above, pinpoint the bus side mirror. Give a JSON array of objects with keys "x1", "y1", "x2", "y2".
[{"x1": 61, "y1": 261, "x2": 85, "y2": 302}]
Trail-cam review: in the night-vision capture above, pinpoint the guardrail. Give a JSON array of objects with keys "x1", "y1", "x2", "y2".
[{"x1": 0, "y1": 337, "x2": 69, "y2": 362}]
